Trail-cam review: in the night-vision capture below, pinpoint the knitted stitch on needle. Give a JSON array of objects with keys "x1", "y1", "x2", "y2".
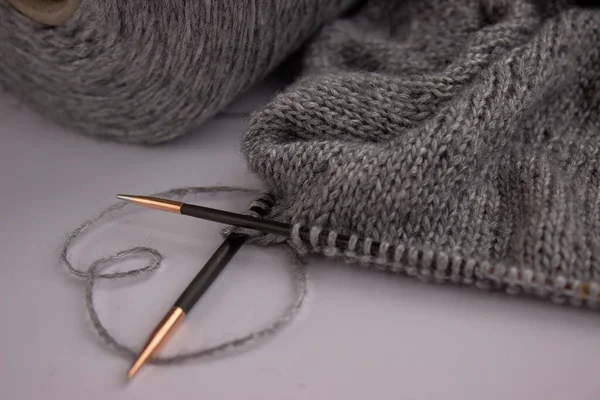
[{"x1": 241, "y1": 0, "x2": 600, "y2": 307}]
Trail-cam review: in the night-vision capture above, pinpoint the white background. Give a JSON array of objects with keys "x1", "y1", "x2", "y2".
[{"x1": 2, "y1": 76, "x2": 600, "y2": 400}]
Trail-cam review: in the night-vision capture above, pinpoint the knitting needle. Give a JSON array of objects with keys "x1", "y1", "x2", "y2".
[
  {"x1": 116, "y1": 194, "x2": 352, "y2": 252},
  {"x1": 117, "y1": 194, "x2": 600, "y2": 306},
  {"x1": 121, "y1": 196, "x2": 269, "y2": 380}
]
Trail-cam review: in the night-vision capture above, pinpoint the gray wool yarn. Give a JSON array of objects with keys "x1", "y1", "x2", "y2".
[
  {"x1": 0, "y1": 0, "x2": 356, "y2": 144},
  {"x1": 241, "y1": 0, "x2": 600, "y2": 307},
  {"x1": 60, "y1": 186, "x2": 309, "y2": 364}
]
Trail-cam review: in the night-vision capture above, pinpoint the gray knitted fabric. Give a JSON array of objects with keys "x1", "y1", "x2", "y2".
[{"x1": 241, "y1": 0, "x2": 600, "y2": 307}]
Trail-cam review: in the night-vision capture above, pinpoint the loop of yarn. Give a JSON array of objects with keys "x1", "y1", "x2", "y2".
[
  {"x1": 60, "y1": 186, "x2": 308, "y2": 364},
  {"x1": 0, "y1": 0, "x2": 356, "y2": 144}
]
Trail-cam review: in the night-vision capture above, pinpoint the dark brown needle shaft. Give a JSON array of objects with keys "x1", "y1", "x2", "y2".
[
  {"x1": 116, "y1": 194, "x2": 354, "y2": 253},
  {"x1": 118, "y1": 194, "x2": 268, "y2": 379}
]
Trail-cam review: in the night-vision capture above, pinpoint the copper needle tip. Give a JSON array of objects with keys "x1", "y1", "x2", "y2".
[
  {"x1": 116, "y1": 194, "x2": 134, "y2": 202},
  {"x1": 116, "y1": 194, "x2": 183, "y2": 214},
  {"x1": 127, "y1": 307, "x2": 185, "y2": 380}
]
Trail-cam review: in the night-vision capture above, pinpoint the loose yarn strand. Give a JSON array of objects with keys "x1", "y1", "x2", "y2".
[{"x1": 60, "y1": 186, "x2": 308, "y2": 364}]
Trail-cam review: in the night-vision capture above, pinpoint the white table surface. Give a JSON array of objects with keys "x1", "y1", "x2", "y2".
[{"x1": 2, "y1": 76, "x2": 600, "y2": 400}]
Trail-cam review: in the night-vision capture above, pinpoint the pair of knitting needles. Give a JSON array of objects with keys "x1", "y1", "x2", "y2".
[
  {"x1": 117, "y1": 193, "x2": 357, "y2": 380},
  {"x1": 117, "y1": 192, "x2": 600, "y2": 379}
]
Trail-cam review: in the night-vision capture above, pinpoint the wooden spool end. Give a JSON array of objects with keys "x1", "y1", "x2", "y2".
[{"x1": 7, "y1": 0, "x2": 79, "y2": 26}]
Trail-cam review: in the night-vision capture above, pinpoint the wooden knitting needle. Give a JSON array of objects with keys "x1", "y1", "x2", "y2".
[
  {"x1": 118, "y1": 195, "x2": 270, "y2": 379},
  {"x1": 116, "y1": 194, "x2": 354, "y2": 251}
]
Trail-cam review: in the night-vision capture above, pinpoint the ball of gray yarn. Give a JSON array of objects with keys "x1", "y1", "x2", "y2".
[{"x1": 0, "y1": 0, "x2": 355, "y2": 144}]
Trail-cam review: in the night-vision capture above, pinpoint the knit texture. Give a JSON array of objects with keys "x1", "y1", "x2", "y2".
[
  {"x1": 0, "y1": 0, "x2": 355, "y2": 144},
  {"x1": 241, "y1": 0, "x2": 600, "y2": 306}
]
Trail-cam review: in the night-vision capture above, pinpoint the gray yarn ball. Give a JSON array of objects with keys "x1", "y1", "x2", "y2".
[{"x1": 0, "y1": 0, "x2": 355, "y2": 144}]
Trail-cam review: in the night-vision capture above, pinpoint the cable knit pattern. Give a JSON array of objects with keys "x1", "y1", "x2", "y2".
[{"x1": 241, "y1": 0, "x2": 600, "y2": 306}]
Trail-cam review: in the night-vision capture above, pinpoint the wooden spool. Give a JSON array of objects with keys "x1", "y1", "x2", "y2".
[{"x1": 7, "y1": 0, "x2": 79, "y2": 26}]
